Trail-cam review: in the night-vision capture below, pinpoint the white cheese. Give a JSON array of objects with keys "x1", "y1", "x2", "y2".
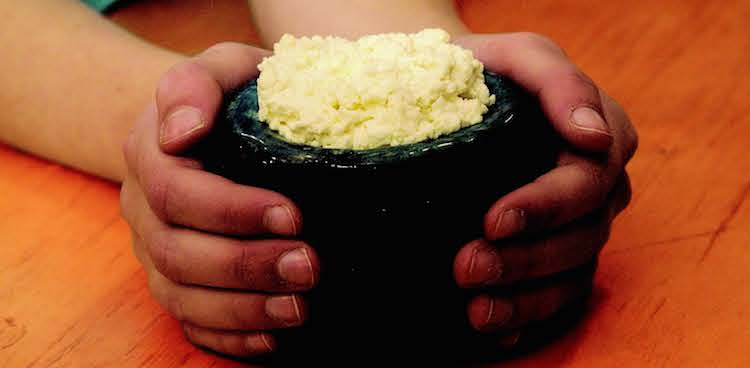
[{"x1": 257, "y1": 29, "x2": 495, "y2": 150}]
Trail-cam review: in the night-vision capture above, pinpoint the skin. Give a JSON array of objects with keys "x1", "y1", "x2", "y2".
[
  {"x1": 248, "y1": 0, "x2": 470, "y2": 43},
  {"x1": 1, "y1": 0, "x2": 638, "y2": 358},
  {"x1": 0, "y1": 0, "x2": 183, "y2": 181}
]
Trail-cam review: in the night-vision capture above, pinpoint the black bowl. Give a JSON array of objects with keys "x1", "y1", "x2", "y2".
[{"x1": 193, "y1": 71, "x2": 560, "y2": 363}]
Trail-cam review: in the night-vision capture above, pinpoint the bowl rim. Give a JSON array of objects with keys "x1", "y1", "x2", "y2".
[{"x1": 222, "y1": 70, "x2": 523, "y2": 168}]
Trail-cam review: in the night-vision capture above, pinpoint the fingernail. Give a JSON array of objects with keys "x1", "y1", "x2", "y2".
[
  {"x1": 265, "y1": 295, "x2": 303, "y2": 326},
  {"x1": 484, "y1": 297, "x2": 514, "y2": 330},
  {"x1": 570, "y1": 106, "x2": 610, "y2": 135},
  {"x1": 263, "y1": 205, "x2": 297, "y2": 236},
  {"x1": 160, "y1": 106, "x2": 204, "y2": 144},
  {"x1": 466, "y1": 243, "x2": 502, "y2": 286},
  {"x1": 247, "y1": 333, "x2": 276, "y2": 354},
  {"x1": 492, "y1": 209, "x2": 525, "y2": 239},
  {"x1": 277, "y1": 248, "x2": 315, "y2": 287}
]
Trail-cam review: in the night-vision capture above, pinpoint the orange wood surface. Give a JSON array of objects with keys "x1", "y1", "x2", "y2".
[{"x1": 2, "y1": 0, "x2": 749, "y2": 366}]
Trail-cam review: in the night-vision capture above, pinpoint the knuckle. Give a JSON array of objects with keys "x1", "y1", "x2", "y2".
[
  {"x1": 147, "y1": 272, "x2": 185, "y2": 322},
  {"x1": 538, "y1": 69, "x2": 600, "y2": 110},
  {"x1": 528, "y1": 179, "x2": 565, "y2": 228},
  {"x1": 201, "y1": 42, "x2": 244, "y2": 58},
  {"x1": 557, "y1": 70, "x2": 600, "y2": 107},
  {"x1": 155, "y1": 61, "x2": 207, "y2": 110},
  {"x1": 513, "y1": 32, "x2": 564, "y2": 54},
  {"x1": 165, "y1": 288, "x2": 186, "y2": 322},
  {"x1": 229, "y1": 297, "x2": 256, "y2": 329},
  {"x1": 148, "y1": 229, "x2": 185, "y2": 284},
  {"x1": 156, "y1": 63, "x2": 184, "y2": 104},
  {"x1": 580, "y1": 164, "x2": 610, "y2": 203},
  {"x1": 144, "y1": 169, "x2": 176, "y2": 223},
  {"x1": 568, "y1": 70, "x2": 598, "y2": 95},
  {"x1": 220, "y1": 200, "x2": 247, "y2": 234},
  {"x1": 130, "y1": 231, "x2": 148, "y2": 266},
  {"x1": 231, "y1": 246, "x2": 257, "y2": 288}
]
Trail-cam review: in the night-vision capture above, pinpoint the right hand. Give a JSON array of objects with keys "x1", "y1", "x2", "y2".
[
  {"x1": 120, "y1": 43, "x2": 321, "y2": 357},
  {"x1": 451, "y1": 33, "x2": 637, "y2": 347}
]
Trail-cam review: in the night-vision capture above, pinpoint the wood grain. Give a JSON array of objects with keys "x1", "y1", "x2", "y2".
[{"x1": 1, "y1": 0, "x2": 749, "y2": 366}]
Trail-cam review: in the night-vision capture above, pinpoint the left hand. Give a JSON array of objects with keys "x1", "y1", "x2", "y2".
[
  {"x1": 452, "y1": 33, "x2": 638, "y2": 346},
  {"x1": 120, "y1": 43, "x2": 320, "y2": 358}
]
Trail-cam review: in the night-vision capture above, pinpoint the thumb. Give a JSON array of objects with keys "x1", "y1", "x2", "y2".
[
  {"x1": 455, "y1": 33, "x2": 612, "y2": 153},
  {"x1": 156, "y1": 42, "x2": 270, "y2": 155}
]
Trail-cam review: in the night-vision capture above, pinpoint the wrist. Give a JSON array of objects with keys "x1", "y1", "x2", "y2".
[{"x1": 250, "y1": 0, "x2": 470, "y2": 46}]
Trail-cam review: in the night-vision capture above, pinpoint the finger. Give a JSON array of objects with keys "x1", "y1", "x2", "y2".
[
  {"x1": 122, "y1": 106, "x2": 301, "y2": 236},
  {"x1": 485, "y1": 149, "x2": 621, "y2": 239},
  {"x1": 182, "y1": 323, "x2": 276, "y2": 358},
  {"x1": 456, "y1": 32, "x2": 612, "y2": 152},
  {"x1": 461, "y1": 175, "x2": 631, "y2": 286},
  {"x1": 148, "y1": 270, "x2": 307, "y2": 330},
  {"x1": 466, "y1": 265, "x2": 594, "y2": 332},
  {"x1": 147, "y1": 234, "x2": 319, "y2": 292},
  {"x1": 456, "y1": 215, "x2": 608, "y2": 287},
  {"x1": 122, "y1": 181, "x2": 318, "y2": 291},
  {"x1": 155, "y1": 42, "x2": 270, "y2": 154}
]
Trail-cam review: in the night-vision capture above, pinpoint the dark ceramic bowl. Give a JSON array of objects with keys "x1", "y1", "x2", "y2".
[{"x1": 194, "y1": 71, "x2": 559, "y2": 363}]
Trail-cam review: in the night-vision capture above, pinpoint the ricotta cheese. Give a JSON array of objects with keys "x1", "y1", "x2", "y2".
[{"x1": 256, "y1": 29, "x2": 495, "y2": 150}]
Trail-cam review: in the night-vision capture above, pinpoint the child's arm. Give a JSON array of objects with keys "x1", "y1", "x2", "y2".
[
  {"x1": 249, "y1": 0, "x2": 470, "y2": 45},
  {"x1": 0, "y1": 0, "x2": 183, "y2": 181},
  {"x1": 0, "y1": 0, "x2": 464, "y2": 182}
]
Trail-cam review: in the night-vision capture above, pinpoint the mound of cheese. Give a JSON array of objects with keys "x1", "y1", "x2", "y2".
[{"x1": 256, "y1": 29, "x2": 495, "y2": 150}]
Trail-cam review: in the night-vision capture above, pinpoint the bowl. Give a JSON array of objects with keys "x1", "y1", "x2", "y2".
[{"x1": 193, "y1": 71, "x2": 560, "y2": 362}]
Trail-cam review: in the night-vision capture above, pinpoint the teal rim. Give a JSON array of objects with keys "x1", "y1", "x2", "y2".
[{"x1": 223, "y1": 71, "x2": 522, "y2": 167}]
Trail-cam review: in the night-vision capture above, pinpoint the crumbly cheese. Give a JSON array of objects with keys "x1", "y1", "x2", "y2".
[{"x1": 256, "y1": 29, "x2": 495, "y2": 150}]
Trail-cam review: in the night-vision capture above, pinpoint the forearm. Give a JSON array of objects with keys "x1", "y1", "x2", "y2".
[
  {"x1": 248, "y1": 0, "x2": 469, "y2": 47},
  {"x1": 0, "y1": 0, "x2": 184, "y2": 182}
]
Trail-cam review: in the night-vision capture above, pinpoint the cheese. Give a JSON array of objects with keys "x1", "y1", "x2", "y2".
[{"x1": 256, "y1": 29, "x2": 495, "y2": 150}]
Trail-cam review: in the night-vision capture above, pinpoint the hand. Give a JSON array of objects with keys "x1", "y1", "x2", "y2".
[
  {"x1": 120, "y1": 43, "x2": 321, "y2": 357},
  {"x1": 452, "y1": 33, "x2": 638, "y2": 346}
]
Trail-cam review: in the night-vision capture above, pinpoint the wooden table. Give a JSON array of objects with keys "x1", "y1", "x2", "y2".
[{"x1": 2, "y1": 0, "x2": 748, "y2": 366}]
